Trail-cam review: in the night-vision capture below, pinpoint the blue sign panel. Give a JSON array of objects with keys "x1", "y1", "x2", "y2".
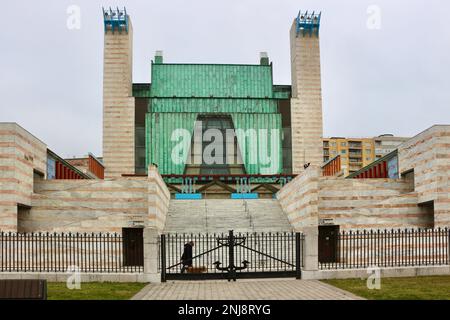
[
  {"x1": 231, "y1": 193, "x2": 259, "y2": 199},
  {"x1": 175, "y1": 193, "x2": 202, "y2": 200}
]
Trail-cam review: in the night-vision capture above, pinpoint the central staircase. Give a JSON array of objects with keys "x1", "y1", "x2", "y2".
[{"x1": 163, "y1": 199, "x2": 292, "y2": 234}]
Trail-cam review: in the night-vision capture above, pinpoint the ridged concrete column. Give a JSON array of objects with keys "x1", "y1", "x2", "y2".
[
  {"x1": 102, "y1": 16, "x2": 135, "y2": 178},
  {"x1": 289, "y1": 18, "x2": 324, "y2": 174}
]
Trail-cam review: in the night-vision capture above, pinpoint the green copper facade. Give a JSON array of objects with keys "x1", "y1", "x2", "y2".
[
  {"x1": 135, "y1": 59, "x2": 289, "y2": 175},
  {"x1": 151, "y1": 63, "x2": 273, "y2": 98}
]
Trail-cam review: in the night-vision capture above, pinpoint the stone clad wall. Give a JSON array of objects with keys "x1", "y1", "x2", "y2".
[
  {"x1": 276, "y1": 167, "x2": 320, "y2": 231},
  {"x1": 18, "y1": 167, "x2": 171, "y2": 233},
  {"x1": 147, "y1": 166, "x2": 170, "y2": 232},
  {"x1": 0, "y1": 123, "x2": 47, "y2": 231},
  {"x1": 23, "y1": 178, "x2": 148, "y2": 233},
  {"x1": 318, "y1": 178, "x2": 432, "y2": 229},
  {"x1": 277, "y1": 168, "x2": 434, "y2": 230},
  {"x1": 398, "y1": 125, "x2": 450, "y2": 227},
  {"x1": 289, "y1": 20, "x2": 324, "y2": 173}
]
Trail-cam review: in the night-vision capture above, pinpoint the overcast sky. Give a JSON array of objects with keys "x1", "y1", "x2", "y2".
[{"x1": 1, "y1": 0, "x2": 449, "y2": 158}]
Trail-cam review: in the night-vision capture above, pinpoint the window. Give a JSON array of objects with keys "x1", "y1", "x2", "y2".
[
  {"x1": 365, "y1": 149, "x2": 372, "y2": 153},
  {"x1": 135, "y1": 126, "x2": 146, "y2": 174},
  {"x1": 341, "y1": 150, "x2": 347, "y2": 154},
  {"x1": 366, "y1": 157, "x2": 371, "y2": 161},
  {"x1": 341, "y1": 142, "x2": 347, "y2": 147}
]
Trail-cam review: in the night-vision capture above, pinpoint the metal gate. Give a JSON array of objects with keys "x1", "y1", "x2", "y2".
[{"x1": 160, "y1": 230, "x2": 303, "y2": 281}]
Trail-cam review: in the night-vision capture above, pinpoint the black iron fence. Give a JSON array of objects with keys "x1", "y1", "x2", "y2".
[
  {"x1": 160, "y1": 231, "x2": 303, "y2": 281},
  {"x1": 4, "y1": 228, "x2": 448, "y2": 275},
  {"x1": 0, "y1": 232, "x2": 143, "y2": 273},
  {"x1": 320, "y1": 228, "x2": 450, "y2": 270}
]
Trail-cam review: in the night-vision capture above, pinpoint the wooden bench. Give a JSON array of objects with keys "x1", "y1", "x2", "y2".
[{"x1": 0, "y1": 280, "x2": 47, "y2": 300}]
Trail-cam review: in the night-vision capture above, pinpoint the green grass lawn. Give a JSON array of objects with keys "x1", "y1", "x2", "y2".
[
  {"x1": 47, "y1": 282, "x2": 147, "y2": 300},
  {"x1": 322, "y1": 276, "x2": 450, "y2": 300}
]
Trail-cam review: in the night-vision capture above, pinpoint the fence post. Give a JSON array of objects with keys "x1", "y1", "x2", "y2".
[
  {"x1": 301, "y1": 227, "x2": 319, "y2": 278},
  {"x1": 143, "y1": 228, "x2": 160, "y2": 283},
  {"x1": 295, "y1": 233, "x2": 302, "y2": 279},
  {"x1": 448, "y1": 228, "x2": 450, "y2": 265},
  {"x1": 160, "y1": 234, "x2": 166, "y2": 283},
  {"x1": 228, "y1": 230, "x2": 236, "y2": 282}
]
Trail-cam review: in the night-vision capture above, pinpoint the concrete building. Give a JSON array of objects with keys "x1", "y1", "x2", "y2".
[
  {"x1": 374, "y1": 134, "x2": 410, "y2": 159},
  {"x1": 99, "y1": 11, "x2": 324, "y2": 179},
  {"x1": 0, "y1": 9, "x2": 449, "y2": 237}
]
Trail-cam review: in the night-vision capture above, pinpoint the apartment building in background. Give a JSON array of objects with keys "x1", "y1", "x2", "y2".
[
  {"x1": 374, "y1": 134, "x2": 410, "y2": 159},
  {"x1": 323, "y1": 138, "x2": 375, "y2": 176},
  {"x1": 323, "y1": 135, "x2": 410, "y2": 176}
]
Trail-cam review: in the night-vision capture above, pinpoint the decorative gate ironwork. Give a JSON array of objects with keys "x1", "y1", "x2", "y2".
[{"x1": 160, "y1": 230, "x2": 303, "y2": 281}]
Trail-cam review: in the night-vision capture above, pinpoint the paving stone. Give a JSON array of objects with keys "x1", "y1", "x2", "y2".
[{"x1": 132, "y1": 278, "x2": 363, "y2": 300}]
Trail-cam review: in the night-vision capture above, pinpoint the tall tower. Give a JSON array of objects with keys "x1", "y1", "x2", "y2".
[
  {"x1": 102, "y1": 8, "x2": 135, "y2": 178},
  {"x1": 289, "y1": 11, "x2": 324, "y2": 173}
]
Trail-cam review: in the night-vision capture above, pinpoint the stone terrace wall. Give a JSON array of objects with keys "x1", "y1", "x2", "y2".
[
  {"x1": 318, "y1": 178, "x2": 432, "y2": 229},
  {"x1": 276, "y1": 167, "x2": 320, "y2": 231},
  {"x1": 148, "y1": 166, "x2": 170, "y2": 232},
  {"x1": 398, "y1": 125, "x2": 450, "y2": 227},
  {"x1": 277, "y1": 168, "x2": 433, "y2": 230},
  {"x1": 0, "y1": 123, "x2": 47, "y2": 231},
  {"x1": 22, "y1": 178, "x2": 148, "y2": 233},
  {"x1": 18, "y1": 166, "x2": 171, "y2": 233}
]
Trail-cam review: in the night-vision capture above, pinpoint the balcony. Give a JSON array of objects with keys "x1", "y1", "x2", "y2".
[
  {"x1": 349, "y1": 152, "x2": 362, "y2": 157},
  {"x1": 348, "y1": 142, "x2": 362, "y2": 149}
]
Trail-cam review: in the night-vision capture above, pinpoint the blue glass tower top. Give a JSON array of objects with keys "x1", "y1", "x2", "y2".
[
  {"x1": 103, "y1": 7, "x2": 129, "y2": 34},
  {"x1": 296, "y1": 11, "x2": 321, "y2": 37}
]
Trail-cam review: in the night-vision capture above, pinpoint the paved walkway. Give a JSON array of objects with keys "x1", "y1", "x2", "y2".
[{"x1": 132, "y1": 278, "x2": 363, "y2": 300}]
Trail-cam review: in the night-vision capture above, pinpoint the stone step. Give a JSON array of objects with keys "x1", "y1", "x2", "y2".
[{"x1": 164, "y1": 199, "x2": 292, "y2": 234}]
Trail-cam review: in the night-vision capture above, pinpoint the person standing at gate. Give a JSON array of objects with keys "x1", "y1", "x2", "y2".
[{"x1": 180, "y1": 241, "x2": 194, "y2": 273}]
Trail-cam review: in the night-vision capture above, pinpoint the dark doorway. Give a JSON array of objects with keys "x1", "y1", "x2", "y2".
[
  {"x1": 185, "y1": 115, "x2": 246, "y2": 175},
  {"x1": 122, "y1": 228, "x2": 144, "y2": 267},
  {"x1": 17, "y1": 204, "x2": 32, "y2": 233},
  {"x1": 318, "y1": 225, "x2": 339, "y2": 263},
  {"x1": 418, "y1": 200, "x2": 435, "y2": 228}
]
